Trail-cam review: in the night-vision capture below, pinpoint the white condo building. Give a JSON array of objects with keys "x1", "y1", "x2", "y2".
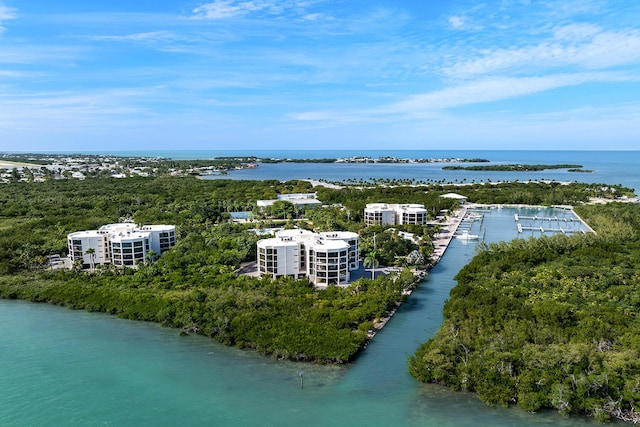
[
  {"x1": 364, "y1": 203, "x2": 427, "y2": 226},
  {"x1": 68, "y1": 222, "x2": 176, "y2": 268},
  {"x1": 257, "y1": 229, "x2": 360, "y2": 286}
]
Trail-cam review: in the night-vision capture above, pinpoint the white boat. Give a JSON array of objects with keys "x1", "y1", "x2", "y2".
[{"x1": 455, "y1": 230, "x2": 480, "y2": 240}]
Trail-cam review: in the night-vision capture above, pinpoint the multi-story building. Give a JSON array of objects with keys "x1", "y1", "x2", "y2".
[
  {"x1": 257, "y1": 229, "x2": 360, "y2": 286},
  {"x1": 320, "y1": 231, "x2": 359, "y2": 270},
  {"x1": 137, "y1": 225, "x2": 178, "y2": 255},
  {"x1": 364, "y1": 203, "x2": 427, "y2": 226},
  {"x1": 110, "y1": 230, "x2": 150, "y2": 267},
  {"x1": 67, "y1": 222, "x2": 176, "y2": 268}
]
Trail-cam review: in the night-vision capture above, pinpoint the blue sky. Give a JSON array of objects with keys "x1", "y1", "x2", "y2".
[{"x1": 1, "y1": 0, "x2": 639, "y2": 151}]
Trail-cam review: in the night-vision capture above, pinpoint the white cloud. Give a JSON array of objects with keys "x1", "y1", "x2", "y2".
[
  {"x1": 291, "y1": 71, "x2": 637, "y2": 122},
  {"x1": 0, "y1": 5, "x2": 17, "y2": 34},
  {"x1": 191, "y1": 0, "x2": 273, "y2": 19},
  {"x1": 540, "y1": 0, "x2": 605, "y2": 19},
  {"x1": 552, "y1": 22, "x2": 600, "y2": 40},
  {"x1": 0, "y1": 46, "x2": 82, "y2": 65},
  {"x1": 288, "y1": 111, "x2": 336, "y2": 121},
  {"x1": 384, "y1": 72, "x2": 633, "y2": 113},
  {"x1": 189, "y1": 0, "x2": 332, "y2": 20},
  {"x1": 448, "y1": 16, "x2": 465, "y2": 29},
  {"x1": 0, "y1": 70, "x2": 34, "y2": 78},
  {"x1": 303, "y1": 13, "x2": 323, "y2": 21},
  {"x1": 89, "y1": 31, "x2": 200, "y2": 48},
  {"x1": 92, "y1": 31, "x2": 186, "y2": 43},
  {"x1": 443, "y1": 27, "x2": 640, "y2": 78},
  {"x1": 447, "y1": 15, "x2": 482, "y2": 31}
]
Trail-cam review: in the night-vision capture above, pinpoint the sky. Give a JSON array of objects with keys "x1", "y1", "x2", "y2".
[{"x1": 1, "y1": 0, "x2": 640, "y2": 151}]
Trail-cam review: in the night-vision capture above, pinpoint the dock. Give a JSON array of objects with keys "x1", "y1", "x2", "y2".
[
  {"x1": 514, "y1": 211, "x2": 590, "y2": 235},
  {"x1": 518, "y1": 225, "x2": 586, "y2": 234},
  {"x1": 514, "y1": 213, "x2": 580, "y2": 223}
]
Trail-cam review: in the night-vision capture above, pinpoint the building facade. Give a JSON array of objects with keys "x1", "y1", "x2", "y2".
[
  {"x1": 67, "y1": 222, "x2": 176, "y2": 268},
  {"x1": 364, "y1": 203, "x2": 427, "y2": 226},
  {"x1": 257, "y1": 229, "x2": 360, "y2": 286}
]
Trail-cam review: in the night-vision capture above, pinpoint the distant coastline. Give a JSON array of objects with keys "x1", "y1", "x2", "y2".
[
  {"x1": 4, "y1": 151, "x2": 640, "y2": 195},
  {"x1": 3, "y1": 149, "x2": 639, "y2": 162}
]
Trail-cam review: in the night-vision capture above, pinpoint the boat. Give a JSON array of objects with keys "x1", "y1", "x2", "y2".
[{"x1": 455, "y1": 230, "x2": 480, "y2": 240}]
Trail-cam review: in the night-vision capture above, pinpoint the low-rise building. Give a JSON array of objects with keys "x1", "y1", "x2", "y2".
[
  {"x1": 257, "y1": 229, "x2": 359, "y2": 286},
  {"x1": 364, "y1": 203, "x2": 427, "y2": 226},
  {"x1": 67, "y1": 222, "x2": 176, "y2": 268},
  {"x1": 257, "y1": 192, "x2": 322, "y2": 208},
  {"x1": 440, "y1": 193, "x2": 468, "y2": 204}
]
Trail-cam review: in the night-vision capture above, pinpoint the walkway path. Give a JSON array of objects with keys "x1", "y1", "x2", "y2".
[{"x1": 430, "y1": 206, "x2": 467, "y2": 264}]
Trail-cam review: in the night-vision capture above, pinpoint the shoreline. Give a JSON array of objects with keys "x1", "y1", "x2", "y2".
[
  {"x1": 364, "y1": 205, "x2": 467, "y2": 343},
  {"x1": 364, "y1": 201, "x2": 598, "y2": 348}
]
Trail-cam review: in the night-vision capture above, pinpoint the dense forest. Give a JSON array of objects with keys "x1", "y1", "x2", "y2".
[
  {"x1": 0, "y1": 176, "x2": 634, "y2": 365},
  {"x1": 409, "y1": 202, "x2": 640, "y2": 423},
  {"x1": 442, "y1": 163, "x2": 585, "y2": 172}
]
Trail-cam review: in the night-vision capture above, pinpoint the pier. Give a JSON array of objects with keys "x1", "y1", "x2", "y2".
[
  {"x1": 518, "y1": 224, "x2": 586, "y2": 234},
  {"x1": 514, "y1": 211, "x2": 590, "y2": 235},
  {"x1": 514, "y1": 213, "x2": 580, "y2": 223}
]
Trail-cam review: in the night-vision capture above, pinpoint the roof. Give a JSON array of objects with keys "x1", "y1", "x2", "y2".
[
  {"x1": 320, "y1": 231, "x2": 359, "y2": 240},
  {"x1": 440, "y1": 193, "x2": 468, "y2": 200},
  {"x1": 68, "y1": 230, "x2": 104, "y2": 239},
  {"x1": 257, "y1": 237, "x2": 300, "y2": 248}
]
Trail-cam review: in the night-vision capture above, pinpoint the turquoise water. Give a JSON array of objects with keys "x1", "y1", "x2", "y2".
[{"x1": 0, "y1": 207, "x2": 601, "y2": 426}]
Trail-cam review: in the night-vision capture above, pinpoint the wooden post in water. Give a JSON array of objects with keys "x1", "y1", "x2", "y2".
[{"x1": 299, "y1": 371, "x2": 304, "y2": 389}]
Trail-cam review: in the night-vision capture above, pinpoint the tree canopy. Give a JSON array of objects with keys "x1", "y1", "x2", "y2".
[{"x1": 409, "y1": 202, "x2": 640, "y2": 423}]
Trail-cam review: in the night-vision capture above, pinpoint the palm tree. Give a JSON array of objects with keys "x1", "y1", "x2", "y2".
[
  {"x1": 363, "y1": 252, "x2": 379, "y2": 280},
  {"x1": 145, "y1": 250, "x2": 158, "y2": 265},
  {"x1": 85, "y1": 247, "x2": 96, "y2": 270}
]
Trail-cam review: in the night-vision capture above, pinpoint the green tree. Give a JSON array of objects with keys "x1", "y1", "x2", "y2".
[
  {"x1": 406, "y1": 250, "x2": 425, "y2": 266},
  {"x1": 85, "y1": 247, "x2": 96, "y2": 270},
  {"x1": 363, "y1": 252, "x2": 379, "y2": 280}
]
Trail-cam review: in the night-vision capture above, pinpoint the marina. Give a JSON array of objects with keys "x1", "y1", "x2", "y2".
[{"x1": 514, "y1": 211, "x2": 592, "y2": 235}]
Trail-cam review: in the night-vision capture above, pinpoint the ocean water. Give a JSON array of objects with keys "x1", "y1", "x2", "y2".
[
  {"x1": 16, "y1": 149, "x2": 640, "y2": 193},
  {"x1": 0, "y1": 207, "x2": 601, "y2": 426},
  {"x1": 194, "y1": 150, "x2": 640, "y2": 195}
]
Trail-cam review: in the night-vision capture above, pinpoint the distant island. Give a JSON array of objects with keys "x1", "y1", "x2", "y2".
[
  {"x1": 216, "y1": 156, "x2": 491, "y2": 164},
  {"x1": 568, "y1": 168, "x2": 595, "y2": 173},
  {"x1": 442, "y1": 163, "x2": 594, "y2": 172}
]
